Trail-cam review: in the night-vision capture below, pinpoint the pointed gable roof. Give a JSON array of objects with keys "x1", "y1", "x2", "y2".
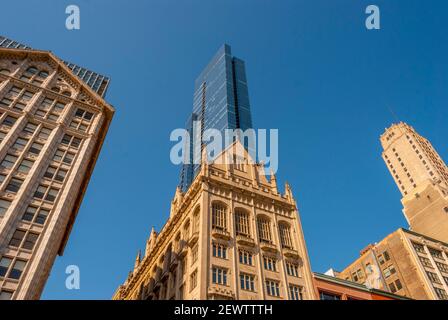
[{"x1": 0, "y1": 35, "x2": 110, "y2": 97}]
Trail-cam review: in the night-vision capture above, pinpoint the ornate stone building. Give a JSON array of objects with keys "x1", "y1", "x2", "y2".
[
  {"x1": 380, "y1": 122, "x2": 448, "y2": 243},
  {"x1": 0, "y1": 39, "x2": 114, "y2": 299},
  {"x1": 113, "y1": 142, "x2": 316, "y2": 300},
  {"x1": 338, "y1": 228, "x2": 448, "y2": 300}
]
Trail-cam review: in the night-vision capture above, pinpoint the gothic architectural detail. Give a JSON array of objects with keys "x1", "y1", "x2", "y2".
[
  {"x1": 0, "y1": 46, "x2": 114, "y2": 300},
  {"x1": 113, "y1": 141, "x2": 316, "y2": 300},
  {"x1": 380, "y1": 122, "x2": 448, "y2": 243}
]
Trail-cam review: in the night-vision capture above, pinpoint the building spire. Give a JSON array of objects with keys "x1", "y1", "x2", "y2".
[
  {"x1": 270, "y1": 169, "x2": 278, "y2": 194},
  {"x1": 284, "y1": 181, "x2": 295, "y2": 204},
  {"x1": 134, "y1": 250, "x2": 141, "y2": 271}
]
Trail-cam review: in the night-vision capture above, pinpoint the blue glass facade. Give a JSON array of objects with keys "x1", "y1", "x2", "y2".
[{"x1": 179, "y1": 44, "x2": 253, "y2": 192}]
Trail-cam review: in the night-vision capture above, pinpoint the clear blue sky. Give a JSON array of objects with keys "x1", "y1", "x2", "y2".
[{"x1": 1, "y1": 0, "x2": 447, "y2": 299}]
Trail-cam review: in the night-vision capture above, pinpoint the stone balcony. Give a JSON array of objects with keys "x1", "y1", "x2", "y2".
[
  {"x1": 177, "y1": 240, "x2": 188, "y2": 258},
  {"x1": 282, "y1": 246, "x2": 300, "y2": 259},
  {"x1": 236, "y1": 234, "x2": 255, "y2": 247},
  {"x1": 212, "y1": 227, "x2": 231, "y2": 240},
  {"x1": 188, "y1": 231, "x2": 199, "y2": 246},
  {"x1": 260, "y1": 240, "x2": 277, "y2": 253}
]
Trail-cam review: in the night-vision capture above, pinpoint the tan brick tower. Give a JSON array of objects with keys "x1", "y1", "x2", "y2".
[
  {"x1": 113, "y1": 142, "x2": 316, "y2": 300},
  {"x1": 0, "y1": 41, "x2": 114, "y2": 299},
  {"x1": 380, "y1": 122, "x2": 448, "y2": 243}
]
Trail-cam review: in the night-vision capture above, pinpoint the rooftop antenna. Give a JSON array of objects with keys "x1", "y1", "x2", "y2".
[{"x1": 387, "y1": 105, "x2": 400, "y2": 124}]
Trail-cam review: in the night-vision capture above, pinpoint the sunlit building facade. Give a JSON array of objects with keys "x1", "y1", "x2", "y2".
[
  {"x1": 381, "y1": 122, "x2": 448, "y2": 243},
  {"x1": 339, "y1": 228, "x2": 448, "y2": 300},
  {"x1": 0, "y1": 37, "x2": 114, "y2": 299},
  {"x1": 114, "y1": 142, "x2": 316, "y2": 300}
]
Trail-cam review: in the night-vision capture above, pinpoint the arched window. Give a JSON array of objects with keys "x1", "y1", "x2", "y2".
[
  {"x1": 235, "y1": 208, "x2": 250, "y2": 236},
  {"x1": 192, "y1": 207, "x2": 200, "y2": 234},
  {"x1": 212, "y1": 202, "x2": 227, "y2": 231},
  {"x1": 279, "y1": 222, "x2": 293, "y2": 249},
  {"x1": 183, "y1": 219, "x2": 190, "y2": 240},
  {"x1": 257, "y1": 216, "x2": 272, "y2": 243},
  {"x1": 38, "y1": 71, "x2": 49, "y2": 79},
  {"x1": 26, "y1": 67, "x2": 38, "y2": 75},
  {"x1": 61, "y1": 90, "x2": 71, "y2": 97}
]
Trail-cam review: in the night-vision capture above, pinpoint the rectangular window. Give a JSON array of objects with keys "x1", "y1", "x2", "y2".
[
  {"x1": 0, "y1": 257, "x2": 12, "y2": 277},
  {"x1": 0, "y1": 199, "x2": 11, "y2": 217},
  {"x1": 55, "y1": 168, "x2": 68, "y2": 182},
  {"x1": 419, "y1": 256, "x2": 433, "y2": 268},
  {"x1": 238, "y1": 250, "x2": 253, "y2": 265},
  {"x1": 44, "y1": 166, "x2": 56, "y2": 179},
  {"x1": 279, "y1": 224, "x2": 293, "y2": 248},
  {"x1": 240, "y1": 273, "x2": 255, "y2": 291},
  {"x1": 289, "y1": 285, "x2": 303, "y2": 300},
  {"x1": 427, "y1": 271, "x2": 442, "y2": 284},
  {"x1": 23, "y1": 122, "x2": 37, "y2": 135},
  {"x1": 28, "y1": 142, "x2": 43, "y2": 155},
  {"x1": 1, "y1": 154, "x2": 18, "y2": 169},
  {"x1": 212, "y1": 243, "x2": 227, "y2": 259},
  {"x1": 265, "y1": 280, "x2": 280, "y2": 297},
  {"x1": 388, "y1": 282, "x2": 397, "y2": 293},
  {"x1": 34, "y1": 185, "x2": 48, "y2": 199},
  {"x1": 263, "y1": 256, "x2": 277, "y2": 271},
  {"x1": 395, "y1": 279, "x2": 403, "y2": 291},
  {"x1": 320, "y1": 291, "x2": 341, "y2": 300},
  {"x1": 38, "y1": 127, "x2": 52, "y2": 140},
  {"x1": 191, "y1": 245, "x2": 198, "y2": 265},
  {"x1": 212, "y1": 267, "x2": 227, "y2": 285},
  {"x1": 235, "y1": 210, "x2": 250, "y2": 236},
  {"x1": 22, "y1": 232, "x2": 39, "y2": 250},
  {"x1": 0, "y1": 290, "x2": 13, "y2": 300},
  {"x1": 22, "y1": 206, "x2": 37, "y2": 222},
  {"x1": 0, "y1": 98, "x2": 13, "y2": 107},
  {"x1": 435, "y1": 288, "x2": 448, "y2": 300},
  {"x1": 8, "y1": 259, "x2": 26, "y2": 280},
  {"x1": 9, "y1": 229, "x2": 26, "y2": 247},
  {"x1": 12, "y1": 137, "x2": 29, "y2": 150},
  {"x1": 286, "y1": 262, "x2": 300, "y2": 277},
  {"x1": 190, "y1": 270, "x2": 197, "y2": 291},
  {"x1": 45, "y1": 188, "x2": 59, "y2": 202},
  {"x1": 5, "y1": 178, "x2": 23, "y2": 193},
  {"x1": 3, "y1": 116, "x2": 17, "y2": 127},
  {"x1": 35, "y1": 208, "x2": 49, "y2": 225},
  {"x1": 17, "y1": 159, "x2": 34, "y2": 173},
  {"x1": 412, "y1": 242, "x2": 425, "y2": 253},
  {"x1": 436, "y1": 262, "x2": 448, "y2": 273},
  {"x1": 211, "y1": 203, "x2": 227, "y2": 231},
  {"x1": 429, "y1": 248, "x2": 444, "y2": 260}
]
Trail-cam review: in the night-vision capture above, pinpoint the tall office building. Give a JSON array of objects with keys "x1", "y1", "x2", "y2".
[
  {"x1": 114, "y1": 141, "x2": 316, "y2": 300},
  {"x1": 338, "y1": 228, "x2": 448, "y2": 300},
  {"x1": 0, "y1": 36, "x2": 114, "y2": 299},
  {"x1": 380, "y1": 122, "x2": 448, "y2": 243},
  {"x1": 179, "y1": 44, "x2": 253, "y2": 192}
]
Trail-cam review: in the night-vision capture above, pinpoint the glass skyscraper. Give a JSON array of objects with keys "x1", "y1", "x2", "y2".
[{"x1": 179, "y1": 44, "x2": 253, "y2": 192}]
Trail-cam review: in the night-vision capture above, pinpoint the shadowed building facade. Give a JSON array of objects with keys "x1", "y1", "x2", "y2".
[
  {"x1": 381, "y1": 122, "x2": 448, "y2": 243},
  {"x1": 0, "y1": 37, "x2": 114, "y2": 299},
  {"x1": 114, "y1": 142, "x2": 316, "y2": 300}
]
